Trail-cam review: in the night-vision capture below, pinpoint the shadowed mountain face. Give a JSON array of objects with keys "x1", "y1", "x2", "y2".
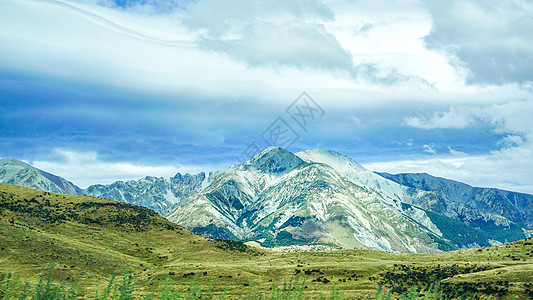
[{"x1": 1, "y1": 148, "x2": 531, "y2": 253}]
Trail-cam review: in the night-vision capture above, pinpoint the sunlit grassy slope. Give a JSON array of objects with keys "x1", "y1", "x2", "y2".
[{"x1": 1, "y1": 183, "x2": 532, "y2": 299}]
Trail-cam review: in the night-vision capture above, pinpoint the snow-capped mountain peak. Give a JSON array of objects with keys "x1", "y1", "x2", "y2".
[
  {"x1": 242, "y1": 146, "x2": 306, "y2": 175},
  {"x1": 296, "y1": 148, "x2": 367, "y2": 173},
  {"x1": 296, "y1": 148, "x2": 411, "y2": 203}
]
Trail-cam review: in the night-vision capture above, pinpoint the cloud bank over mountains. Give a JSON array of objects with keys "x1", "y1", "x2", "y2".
[{"x1": 0, "y1": 0, "x2": 532, "y2": 193}]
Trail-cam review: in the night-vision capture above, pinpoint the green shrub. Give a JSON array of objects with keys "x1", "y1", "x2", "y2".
[
  {"x1": 0, "y1": 273, "x2": 22, "y2": 300},
  {"x1": 33, "y1": 263, "x2": 80, "y2": 300},
  {"x1": 270, "y1": 275, "x2": 305, "y2": 300},
  {"x1": 367, "y1": 286, "x2": 392, "y2": 300}
]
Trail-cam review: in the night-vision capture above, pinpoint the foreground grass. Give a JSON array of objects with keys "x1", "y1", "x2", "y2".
[{"x1": 0, "y1": 265, "x2": 480, "y2": 299}]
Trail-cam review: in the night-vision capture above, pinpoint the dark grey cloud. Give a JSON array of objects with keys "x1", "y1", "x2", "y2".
[
  {"x1": 0, "y1": 71, "x2": 486, "y2": 168},
  {"x1": 424, "y1": 0, "x2": 533, "y2": 85},
  {"x1": 0, "y1": 70, "x2": 524, "y2": 190}
]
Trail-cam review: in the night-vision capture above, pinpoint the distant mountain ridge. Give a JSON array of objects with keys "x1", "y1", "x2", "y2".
[
  {"x1": 84, "y1": 172, "x2": 206, "y2": 216},
  {"x1": 378, "y1": 172, "x2": 533, "y2": 231},
  {"x1": 0, "y1": 158, "x2": 82, "y2": 195},
  {"x1": 0, "y1": 158, "x2": 206, "y2": 216},
  {"x1": 1, "y1": 149, "x2": 531, "y2": 253}
]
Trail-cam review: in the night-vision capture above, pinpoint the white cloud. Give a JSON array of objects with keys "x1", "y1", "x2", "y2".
[
  {"x1": 176, "y1": 0, "x2": 434, "y2": 87},
  {"x1": 177, "y1": 0, "x2": 335, "y2": 34},
  {"x1": 174, "y1": 0, "x2": 351, "y2": 75},
  {"x1": 423, "y1": 144, "x2": 437, "y2": 154},
  {"x1": 404, "y1": 107, "x2": 477, "y2": 129},
  {"x1": 423, "y1": 0, "x2": 533, "y2": 85},
  {"x1": 498, "y1": 135, "x2": 525, "y2": 149},
  {"x1": 403, "y1": 100, "x2": 533, "y2": 131},
  {"x1": 0, "y1": 0, "x2": 441, "y2": 106},
  {"x1": 32, "y1": 149, "x2": 210, "y2": 188},
  {"x1": 365, "y1": 141, "x2": 533, "y2": 194},
  {"x1": 198, "y1": 22, "x2": 354, "y2": 73},
  {"x1": 372, "y1": 100, "x2": 533, "y2": 194},
  {"x1": 448, "y1": 146, "x2": 465, "y2": 156},
  {"x1": 3, "y1": 0, "x2": 529, "y2": 97},
  {"x1": 350, "y1": 116, "x2": 364, "y2": 127}
]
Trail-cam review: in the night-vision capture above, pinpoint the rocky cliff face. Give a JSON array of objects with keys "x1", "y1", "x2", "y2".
[{"x1": 168, "y1": 147, "x2": 444, "y2": 252}]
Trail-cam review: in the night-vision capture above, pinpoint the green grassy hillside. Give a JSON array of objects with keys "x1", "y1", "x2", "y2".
[{"x1": 0, "y1": 184, "x2": 532, "y2": 299}]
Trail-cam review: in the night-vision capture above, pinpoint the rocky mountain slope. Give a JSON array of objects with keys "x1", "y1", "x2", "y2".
[
  {"x1": 168, "y1": 147, "x2": 446, "y2": 252},
  {"x1": 166, "y1": 147, "x2": 527, "y2": 252}
]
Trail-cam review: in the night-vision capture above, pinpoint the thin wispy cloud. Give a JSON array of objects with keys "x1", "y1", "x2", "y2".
[{"x1": 423, "y1": 144, "x2": 437, "y2": 154}]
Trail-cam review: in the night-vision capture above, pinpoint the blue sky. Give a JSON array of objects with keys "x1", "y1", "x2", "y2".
[{"x1": 1, "y1": 0, "x2": 532, "y2": 193}]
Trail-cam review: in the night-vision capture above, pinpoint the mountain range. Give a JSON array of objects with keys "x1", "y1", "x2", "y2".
[{"x1": 1, "y1": 148, "x2": 531, "y2": 253}]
